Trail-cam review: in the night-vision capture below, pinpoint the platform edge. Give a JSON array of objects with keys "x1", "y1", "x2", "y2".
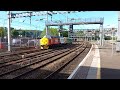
[{"x1": 67, "y1": 43, "x2": 93, "y2": 79}]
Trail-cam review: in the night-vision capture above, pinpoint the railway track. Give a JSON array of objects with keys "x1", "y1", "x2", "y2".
[
  {"x1": 0, "y1": 42, "x2": 90, "y2": 79},
  {"x1": 0, "y1": 49, "x2": 52, "y2": 65},
  {"x1": 0, "y1": 49, "x2": 69, "y2": 68},
  {"x1": 46, "y1": 42, "x2": 92, "y2": 79},
  {"x1": 0, "y1": 44, "x2": 75, "y2": 64},
  {"x1": 0, "y1": 47, "x2": 41, "y2": 57},
  {"x1": 44, "y1": 43, "x2": 88, "y2": 79},
  {"x1": 0, "y1": 43, "x2": 83, "y2": 79},
  {"x1": 0, "y1": 43, "x2": 81, "y2": 79},
  {"x1": 0, "y1": 43, "x2": 74, "y2": 57},
  {"x1": 15, "y1": 44, "x2": 85, "y2": 79},
  {"x1": 0, "y1": 44, "x2": 78, "y2": 67}
]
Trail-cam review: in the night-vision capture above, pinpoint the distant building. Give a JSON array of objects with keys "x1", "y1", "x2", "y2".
[{"x1": 104, "y1": 28, "x2": 117, "y2": 37}]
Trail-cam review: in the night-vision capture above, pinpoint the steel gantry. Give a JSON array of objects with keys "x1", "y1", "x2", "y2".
[
  {"x1": 7, "y1": 11, "x2": 53, "y2": 51},
  {"x1": 7, "y1": 11, "x2": 82, "y2": 51},
  {"x1": 46, "y1": 17, "x2": 104, "y2": 45}
]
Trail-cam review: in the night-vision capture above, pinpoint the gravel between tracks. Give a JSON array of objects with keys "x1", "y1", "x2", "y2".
[
  {"x1": 0, "y1": 43, "x2": 81, "y2": 79},
  {"x1": 48, "y1": 42, "x2": 92, "y2": 79}
]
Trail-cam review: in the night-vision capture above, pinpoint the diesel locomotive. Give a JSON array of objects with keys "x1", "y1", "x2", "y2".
[{"x1": 40, "y1": 35, "x2": 72, "y2": 49}]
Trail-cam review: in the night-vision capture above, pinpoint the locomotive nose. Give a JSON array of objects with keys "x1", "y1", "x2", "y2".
[{"x1": 40, "y1": 37, "x2": 49, "y2": 45}]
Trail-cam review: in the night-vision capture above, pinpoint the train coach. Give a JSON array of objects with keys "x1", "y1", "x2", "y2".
[{"x1": 40, "y1": 35, "x2": 72, "y2": 49}]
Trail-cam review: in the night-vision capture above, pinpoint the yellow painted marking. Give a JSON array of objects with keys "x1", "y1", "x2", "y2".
[
  {"x1": 96, "y1": 45, "x2": 101, "y2": 79},
  {"x1": 97, "y1": 62, "x2": 101, "y2": 79}
]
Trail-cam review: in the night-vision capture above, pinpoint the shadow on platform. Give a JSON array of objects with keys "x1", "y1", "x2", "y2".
[{"x1": 74, "y1": 65, "x2": 120, "y2": 79}]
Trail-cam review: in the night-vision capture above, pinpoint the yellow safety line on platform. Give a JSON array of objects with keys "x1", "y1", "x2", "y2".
[
  {"x1": 96, "y1": 45, "x2": 101, "y2": 79},
  {"x1": 97, "y1": 62, "x2": 101, "y2": 79}
]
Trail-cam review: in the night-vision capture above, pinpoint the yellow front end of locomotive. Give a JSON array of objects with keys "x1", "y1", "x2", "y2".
[{"x1": 40, "y1": 37, "x2": 49, "y2": 49}]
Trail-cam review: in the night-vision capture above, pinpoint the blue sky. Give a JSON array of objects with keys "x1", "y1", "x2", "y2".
[{"x1": 0, "y1": 11, "x2": 118, "y2": 31}]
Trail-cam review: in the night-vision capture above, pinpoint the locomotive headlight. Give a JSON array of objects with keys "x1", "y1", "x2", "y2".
[{"x1": 40, "y1": 37, "x2": 49, "y2": 45}]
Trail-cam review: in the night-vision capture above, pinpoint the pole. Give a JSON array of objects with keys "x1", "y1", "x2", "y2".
[
  {"x1": 46, "y1": 11, "x2": 49, "y2": 36},
  {"x1": 116, "y1": 11, "x2": 120, "y2": 52},
  {"x1": 7, "y1": 11, "x2": 11, "y2": 51},
  {"x1": 102, "y1": 26, "x2": 104, "y2": 46},
  {"x1": 100, "y1": 24, "x2": 103, "y2": 46},
  {"x1": 46, "y1": 26, "x2": 49, "y2": 36},
  {"x1": 28, "y1": 38, "x2": 29, "y2": 47},
  {"x1": 34, "y1": 27, "x2": 37, "y2": 46},
  {"x1": 112, "y1": 28, "x2": 114, "y2": 55}
]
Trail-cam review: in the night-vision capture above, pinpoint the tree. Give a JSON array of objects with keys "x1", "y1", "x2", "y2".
[
  {"x1": 36, "y1": 31, "x2": 42, "y2": 38},
  {"x1": 4, "y1": 27, "x2": 7, "y2": 37},
  {"x1": 0, "y1": 27, "x2": 5, "y2": 37},
  {"x1": 76, "y1": 31, "x2": 85, "y2": 36},
  {"x1": 11, "y1": 30, "x2": 19, "y2": 38},
  {"x1": 40, "y1": 27, "x2": 59, "y2": 38},
  {"x1": 11, "y1": 27, "x2": 15, "y2": 30},
  {"x1": 21, "y1": 31, "x2": 26, "y2": 37},
  {"x1": 50, "y1": 28, "x2": 59, "y2": 36},
  {"x1": 104, "y1": 35, "x2": 112, "y2": 40},
  {"x1": 61, "y1": 31, "x2": 68, "y2": 37},
  {"x1": 40, "y1": 28, "x2": 46, "y2": 38},
  {"x1": 25, "y1": 32, "x2": 31, "y2": 37},
  {"x1": 29, "y1": 31, "x2": 34, "y2": 38}
]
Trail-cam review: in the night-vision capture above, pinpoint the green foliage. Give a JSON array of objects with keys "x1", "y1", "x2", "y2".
[
  {"x1": 61, "y1": 31, "x2": 68, "y2": 37},
  {"x1": 104, "y1": 36, "x2": 112, "y2": 40},
  {"x1": 93, "y1": 36, "x2": 100, "y2": 40},
  {"x1": 0, "y1": 27, "x2": 5, "y2": 37},
  {"x1": 40, "y1": 28, "x2": 46, "y2": 38},
  {"x1": 21, "y1": 31, "x2": 26, "y2": 37},
  {"x1": 25, "y1": 32, "x2": 31, "y2": 37},
  {"x1": 76, "y1": 31, "x2": 85, "y2": 36},
  {"x1": 11, "y1": 30, "x2": 19, "y2": 38},
  {"x1": 113, "y1": 37, "x2": 117, "y2": 40},
  {"x1": 11, "y1": 27, "x2": 15, "y2": 30},
  {"x1": 50, "y1": 28, "x2": 59, "y2": 36},
  {"x1": 0, "y1": 27, "x2": 21, "y2": 38},
  {"x1": 40, "y1": 28, "x2": 59, "y2": 38},
  {"x1": 0, "y1": 26, "x2": 42, "y2": 38}
]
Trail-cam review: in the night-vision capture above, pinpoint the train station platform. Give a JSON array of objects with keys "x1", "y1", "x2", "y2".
[{"x1": 68, "y1": 40, "x2": 120, "y2": 79}]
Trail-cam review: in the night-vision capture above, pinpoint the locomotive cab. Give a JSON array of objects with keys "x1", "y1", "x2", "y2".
[{"x1": 40, "y1": 35, "x2": 51, "y2": 49}]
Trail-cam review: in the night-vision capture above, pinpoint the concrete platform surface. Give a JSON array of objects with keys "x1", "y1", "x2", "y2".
[
  {"x1": 99, "y1": 41, "x2": 120, "y2": 79},
  {"x1": 68, "y1": 40, "x2": 120, "y2": 79}
]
